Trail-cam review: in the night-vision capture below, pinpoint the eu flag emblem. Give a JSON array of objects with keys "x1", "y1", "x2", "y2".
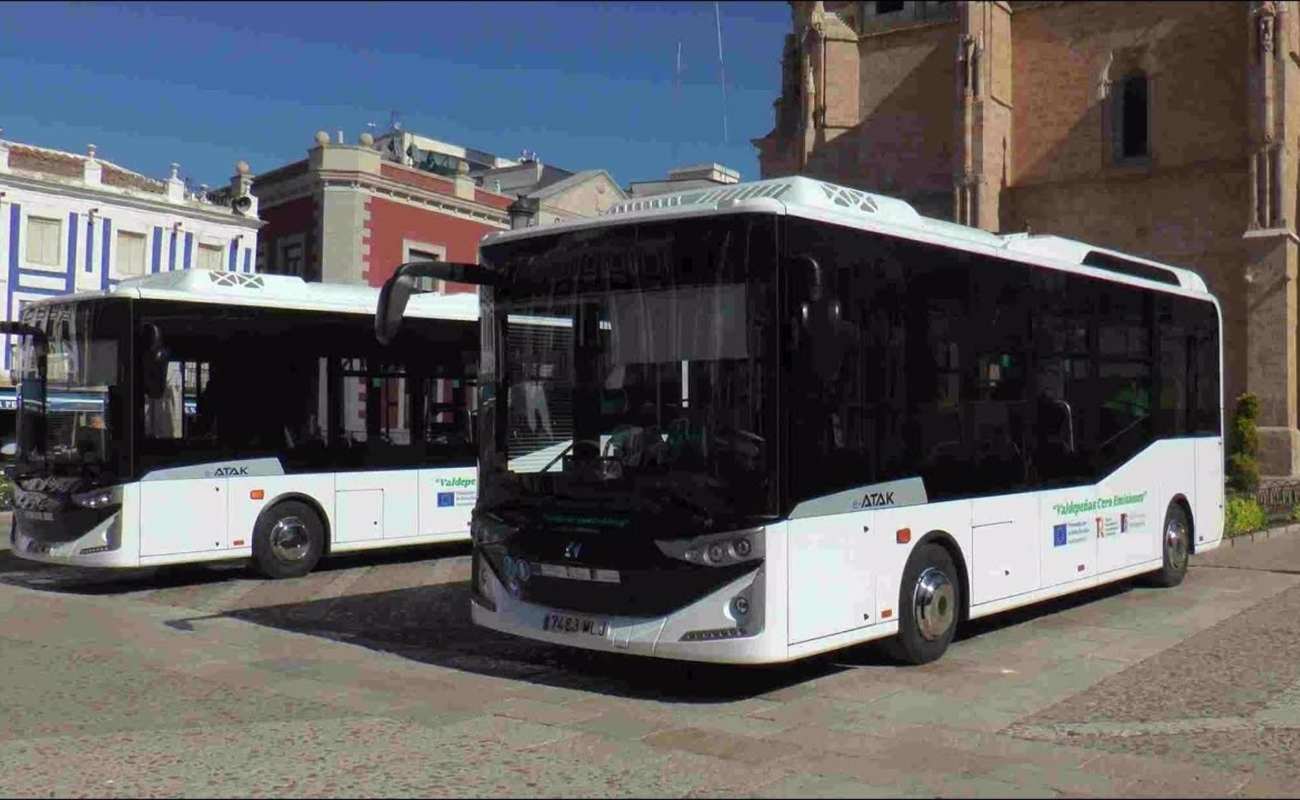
[{"x1": 1053, "y1": 524, "x2": 1068, "y2": 547}]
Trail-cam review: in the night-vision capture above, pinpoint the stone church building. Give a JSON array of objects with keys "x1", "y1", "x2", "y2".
[{"x1": 754, "y1": 0, "x2": 1300, "y2": 476}]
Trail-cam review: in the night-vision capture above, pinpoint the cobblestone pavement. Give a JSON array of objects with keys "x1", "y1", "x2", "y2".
[{"x1": 1, "y1": 520, "x2": 1299, "y2": 797}]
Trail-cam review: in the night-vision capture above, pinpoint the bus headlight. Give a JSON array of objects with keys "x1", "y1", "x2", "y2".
[
  {"x1": 78, "y1": 514, "x2": 122, "y2": 554},
  {"x1": 71, "y1": 487, "x2": 120, "y2": 510},
  {"x1": 471, "y1": 550, "x2": 497, "y2": 612},
  {"x1": 655, "y1": 528, "x2": 764, "y2": 567}
]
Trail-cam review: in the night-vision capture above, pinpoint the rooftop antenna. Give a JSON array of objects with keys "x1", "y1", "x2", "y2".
[
  {"x1": 715, "y1": 1, "x2": 728, "y2": 145},
  {"x1": 673, "y1": 41, "x2": 684, "y2": 164},
  {"x1": 389, "y1": 110, "x2": 403, "y2": 132}
]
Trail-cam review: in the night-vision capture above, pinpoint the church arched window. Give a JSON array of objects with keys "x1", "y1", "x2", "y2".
[{"x1": 1114, "y1": 72, "x2": 1150, "y2": 161}]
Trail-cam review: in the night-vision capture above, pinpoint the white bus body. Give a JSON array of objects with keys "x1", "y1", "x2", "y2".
[
  {"x1": 7, "y1": 270, "x2": 480, "y2": 577},
  {"x1": 420, "y1": 175, "x2": 1224, "y2": 665}
]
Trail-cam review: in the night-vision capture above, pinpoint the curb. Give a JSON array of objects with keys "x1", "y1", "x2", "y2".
[{"x1": 1222, "y1": 522, "x2": 1300, "y2": 546}]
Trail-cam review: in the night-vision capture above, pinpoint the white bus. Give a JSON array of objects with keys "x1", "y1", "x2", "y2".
[
  {"x1": 3, "y1": 269, "x2": 480, "y2": 578},
  {"x1": 377, "y1": 176, "x2": 1224, "y2": 665}
]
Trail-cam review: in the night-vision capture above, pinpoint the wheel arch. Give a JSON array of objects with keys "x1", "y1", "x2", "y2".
[
  {"x1": 1169, "y1": 493, "x2": 1195, "y2": 554},
  {"x1": 256, "y1": 492, "x2": 332, "y2": 555}
]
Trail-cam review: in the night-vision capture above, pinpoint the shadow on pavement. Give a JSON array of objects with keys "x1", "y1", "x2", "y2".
[
  {"x1": 0, "y1": 540, "x2": 471, "y2": 595},
  {"x1": 166, "y1": 580, "x2": 849, "y2": 702},
  {"x1": 160, "y1": 573, "x2": 1151, "y2": 704}
]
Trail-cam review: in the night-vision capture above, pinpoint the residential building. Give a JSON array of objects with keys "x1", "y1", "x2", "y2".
[
  {"x1": 254, "y1": 130, "x2": 624, "y2": 291},
  {"x1": 627, "y1": 163, "x2": 742, "y2": 197},
  {"x1": 254, "y1": 130, "x2": 513, "y2": 293},
  {"x1": 0, "y1": 135, "x2": 262, "y2": 369},
  {"x1": 754, "y1": 0, "x2": 1300, "y2": 475}
]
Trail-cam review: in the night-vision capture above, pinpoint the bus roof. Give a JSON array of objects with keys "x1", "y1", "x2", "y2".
[
  {"x1": 483, "y1": 175, "x2": 1209, "y2": 296},
  {"x1": 26, "y1": 269, "x2": 480, "y2": 322}
]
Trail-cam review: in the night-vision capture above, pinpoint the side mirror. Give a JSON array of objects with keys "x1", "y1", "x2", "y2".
[{"x1": 376, "y1": 260, "x2": 499, "y2": 345}]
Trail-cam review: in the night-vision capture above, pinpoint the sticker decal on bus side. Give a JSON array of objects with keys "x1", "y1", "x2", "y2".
[
  {"x1": 789, "y1": 477, "x2": 928, "y2": 519},
  {"x1": 141, "y1": 457, "x2": 286, "y2": 481},
  {"x1": 1049, "y1": 491, "x2": 1149, "y2": 545},
  {"x1": 432, "y1": 476, "x2": 477, "y2": 507}
]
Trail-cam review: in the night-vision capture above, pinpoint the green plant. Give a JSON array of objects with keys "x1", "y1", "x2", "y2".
[
  {"x1": 1292, "y1": 502, "x2": 1300, "y2": 524},
  {"x1": 0, "y1": 474, "x2": 12, "y2": 511},
  {"x1": 1227, "y1": 393, "x2": 1261, "y2": 494},
  {"x1": 1225, "y1": 494, "x2": 1267, "y2": 537}
]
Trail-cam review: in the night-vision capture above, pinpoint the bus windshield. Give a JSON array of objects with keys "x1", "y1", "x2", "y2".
[
  {"x1": 15, "y1": 301, "x2": 125, "y2": 483},
  {"x1": 479, "y1": 215, "x2": 780, "y2": 532}
]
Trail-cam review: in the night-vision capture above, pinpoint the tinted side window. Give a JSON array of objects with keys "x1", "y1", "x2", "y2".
[
  {"x1": 135, "y1": 304, "x2": 478, "y2": 477},
  {"x1": 784, "y1": 218, "x2": 1221, "y2": 508}
]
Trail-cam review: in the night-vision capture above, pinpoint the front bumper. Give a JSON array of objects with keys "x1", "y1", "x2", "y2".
[
  {"x1": 10, "y1": 510, "x2": 133, "y2": 568},
  {"x1": 470, "y1": 554, "x2": 786, "y2": 664}
]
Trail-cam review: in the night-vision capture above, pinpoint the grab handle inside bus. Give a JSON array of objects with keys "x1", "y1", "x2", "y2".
[
  {"x1": 376, "y1": 260, "x2": 498, "y2": 345},
  {"x1": 139, "y1": 323, "x2": 170, "y2": 399},
  {"x1": 0, "y1": 321, "x2": 48, "y2": 342}
]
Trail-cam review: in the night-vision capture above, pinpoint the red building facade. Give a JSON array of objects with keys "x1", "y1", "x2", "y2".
[{"x1": 254, "y1": 131, "x2": 512, "y2": 292}]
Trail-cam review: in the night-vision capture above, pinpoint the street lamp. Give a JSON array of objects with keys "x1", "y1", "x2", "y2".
[{"x1": 507, "y1": 196, "x2": 539, "y2": 230}]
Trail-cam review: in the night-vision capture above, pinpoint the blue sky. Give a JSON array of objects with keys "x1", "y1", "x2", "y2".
[{"x1": 1, "y1": 1, "x2": 791, "y2": 190}]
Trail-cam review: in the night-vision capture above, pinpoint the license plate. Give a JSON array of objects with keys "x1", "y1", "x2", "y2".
[{"x1": 542, "y1": 613, "x2": 608, "y2": 637}]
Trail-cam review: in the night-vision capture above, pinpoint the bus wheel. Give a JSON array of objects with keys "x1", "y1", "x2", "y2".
[
  {"x1": 886, "y1": 543, "x2": 960, "y2": 665},
  {"x1": 252, "y1": 501, "x2": 324, "y2": 579},
  {"x1": 1148, "y1": 503, "x2": 1191, "y2": 588}
]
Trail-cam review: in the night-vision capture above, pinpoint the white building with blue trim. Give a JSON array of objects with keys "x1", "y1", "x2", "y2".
[{"x1": 0, "y1": 135, "x2": 263, "y2": 389}]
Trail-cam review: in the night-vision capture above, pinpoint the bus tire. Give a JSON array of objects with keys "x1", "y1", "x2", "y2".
[
  {"x1": 251, "y1": 500, "x2": 324, "y2": 579},
  {"x1": 1148, "y1": 502, "x2": 1191, "y2": 588},
  {"x1": 885, "y1": 543, "x2": 960, "y2": 665}
]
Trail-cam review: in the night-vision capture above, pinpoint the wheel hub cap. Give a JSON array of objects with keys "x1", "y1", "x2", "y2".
[
  {"x1": 913, "y1": 567, "x2": 955, "y2": 641},
  {"x1": 270, "y1": 516, "x2": 310, "y2": 562},
  {"x1": 1165, "y1": 518, "x2": 1189, "y2": 571}
]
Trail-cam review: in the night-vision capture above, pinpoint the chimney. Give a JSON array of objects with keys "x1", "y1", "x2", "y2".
[
  {"x1": 453, "y1": 160, "x2": 475, "y2": 200},
  {"x1": 83, "y1": 143, "x2": 102, "y2": 186}
]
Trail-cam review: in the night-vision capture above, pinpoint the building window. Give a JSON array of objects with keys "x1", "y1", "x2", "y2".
[
  {"x1": 876, "y1": 1, "x2": 904, "y2": 13},
  {"x1": 1115, "y1": 73, "x2": 1150, "y2": 161},
  {"x1": 116, "y1": 230, "x2": 147, "y2": 276},
  {"x1": 25, "y1": 216, "x2": 61, "y2": 266},
  {"x1": 405, "y1": 243, "x2": 447, "y2": 293},
  {"x1": 279, "y1": 241, "x2": 304, "y2": 276},
  {"x1": 196, "y1": 243, "x2": 224, "y2": 270}
]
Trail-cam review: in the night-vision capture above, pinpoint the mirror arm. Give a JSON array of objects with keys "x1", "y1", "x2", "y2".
[{"x1": 376, "y1": 260, "x2": 497, "y2": 345}]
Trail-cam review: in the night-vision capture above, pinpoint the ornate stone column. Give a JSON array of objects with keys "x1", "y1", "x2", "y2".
[
  {"x1": 952, "y1": 1, "x2": 1011, "y2": 231},
  {"x1": 1245, "y1": 0, "x2": 1300, "y2": 475}
]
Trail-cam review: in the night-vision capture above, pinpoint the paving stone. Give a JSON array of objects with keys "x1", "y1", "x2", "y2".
[
  {"x1": 749, "y1": 770, "x2": 931, "y2": 798},
  {"x1": 641, "y1": 726, "x2": 805, "y2": 765},
  {"x1": 5, "y1": 526, "x2": 1300, "y2": 796}
]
